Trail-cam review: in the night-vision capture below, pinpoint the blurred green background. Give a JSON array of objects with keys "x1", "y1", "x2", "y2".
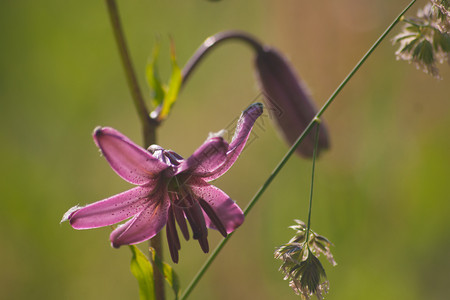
[{"x1": 1, "y1": 0, "x2": 449, "y2": 299}]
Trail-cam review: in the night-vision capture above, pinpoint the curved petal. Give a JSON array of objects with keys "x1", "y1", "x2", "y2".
[
  {"x1": 94, "y1": 127, "x2": 169, "y2": 185},
  {"x1": 68, "y1": 186, "x2": 153, "y2": 229},
  {"x1": 202, "y1": 103, "x2": 263, "y2": 182},
  {"x1": 177, "y1": 136, "x2": 228, "y2": 177},
  {"x1": 110, "y1": 192, "x2": 170, "y2": 247},
  {"x1": 189, "y1": 179, "x2": 244, "y2": 234}
]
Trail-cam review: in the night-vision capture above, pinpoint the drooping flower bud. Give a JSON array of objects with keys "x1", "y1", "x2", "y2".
[{"x1": 255, "y1": 47, "x2": 330, "y2": 158}]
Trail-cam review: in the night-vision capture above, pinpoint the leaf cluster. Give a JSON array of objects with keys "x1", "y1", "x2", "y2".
[
  {"x1": 129, "y1": 245, "x2": 181, "y2": 300},
  {"x1": 393, "y1": 2, "x2": 450, "y2": 78},
  {"x1": 146, "y1": 39, "x2": 182, "y2": 121}
]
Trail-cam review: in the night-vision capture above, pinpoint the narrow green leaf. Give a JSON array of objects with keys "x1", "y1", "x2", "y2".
[
  {"x1": 292, "y1": 233, "x2": 306, "y2": 244},
  {"x1": 419, "y1": 40, "x2": 434, "y2": 64},
  {"x1": 394, "y1": 33, "x2": 418, "y2": 43},
  {"x1": 412, "y1": 40, "x2": 423, "y2": 58},
  {"x1": 146, "y1": 41, "x2": 166, "y2": 108},
  {"x1": 400, "y1": 37, "x2": 419, "y2": 53},
  {"x1": 315, "y1": 234, "x2": 333, "y2": 246},
  {"x1": 158, "y1": 40, "x2": 182, "y2": 121},
  {"x1": 439, "y1": 32, "x2": 450, "y2": 52},
  {"x1": 130, "y1": 245, "x2": 155, "y2": 300},
  {"x1": 150, "y1": 247, "x2": 181, "y2": 300},
  {"x1": 405, "y1": 24, "x2": 420, "y2": 32}
]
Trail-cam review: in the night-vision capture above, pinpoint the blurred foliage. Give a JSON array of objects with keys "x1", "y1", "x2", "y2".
[
  {"x1": 146, "y1": 38, "x2": 182, "y2": 121},
  {"x1": 130, "y1": 246, "x2": 155, "y2": 300},
  {"x1": 1, "y1": 0, "x2": 449, "y2": 300}
]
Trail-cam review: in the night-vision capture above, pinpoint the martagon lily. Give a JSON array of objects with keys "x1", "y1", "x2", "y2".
[{"x1": 62, "y1": 103, "x2": 263, "y2": 263}]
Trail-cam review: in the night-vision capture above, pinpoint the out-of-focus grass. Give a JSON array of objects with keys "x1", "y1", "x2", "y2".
[{"x1": 1, "y1": 0, "x2": 449, "y2": 299}]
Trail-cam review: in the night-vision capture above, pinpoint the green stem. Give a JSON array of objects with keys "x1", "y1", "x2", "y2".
[
  {"x1": 144, "y1": 125, "x2": 163, "y2": 300},
  {"x1": 149, "y1": 233, "x2": 165, "y2": 300},
  {"x1": 180, "y1": 1, "x2": 416, "y2": 299},
  {"x1": 305, "y1": 120, "x2": 320, "y2": 245},
  {"x1": 105, "y1": 1, "x2": 163, "y2": 299},
  {"x1": 401, "y1": 17, "x2": 433, "y2": 29}
]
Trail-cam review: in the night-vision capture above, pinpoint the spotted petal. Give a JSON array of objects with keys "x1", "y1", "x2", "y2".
[
  {"x1": 177, "y1": 136, "x2": 228, "y2": 177},
  {"x1": 68, "y1": 186, "x2": 153, "y2": 229},
  {"x1": 94, "y1": 127, "x2": 169, "y2": 185},
  {"x1": 189, "y1": 179, "x2": 244, "y2": 234},
  {"x1": 110, "y1": 192, "x2": 170, "y2": 247},
  {"x1": 202, "y1": 103, "x2": 263, "y2": 182}
]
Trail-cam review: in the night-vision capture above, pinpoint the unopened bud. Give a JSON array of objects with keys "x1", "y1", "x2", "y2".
[{"x1": 255, "y1": 47, "x2": 330, "y2": 158}]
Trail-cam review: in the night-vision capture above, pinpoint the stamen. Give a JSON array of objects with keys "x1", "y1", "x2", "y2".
[
  {"x1": 169, "y1": 206, "x2": 181, "y2": 250},
  {"x1": 189, "y1": 201, "x2": 209, "y2": 253},
  {"x1": 177, "y1": 190, "x2": 202, "y2": 240},
  {"x1": 185, "y1": 198, "x2": 208, "y2": 242},
  {"x1": 166, "y1": 206, "x2": 180, "y2": 263},
  {"x1": 173, "y1": 205, "x2": 189, "y2": 241},
  {"x1": 169, "y1": 190, "x2": 190, "y2": 209},
  {"x1": 169, "y1": 179, "x2": 211, "y2": 254},
  {"x1": 184, "y1": 206, "x2": 201, "y2": 239},
  {"x1": 193, "y1": 200, "x2": 208, "y2": 239},
  {"x1": 198, "y1": 198, "x2": 228, "y2": 237},
  {"x1": 198, "y1": 233, "x2": 209, "y2": 253}
]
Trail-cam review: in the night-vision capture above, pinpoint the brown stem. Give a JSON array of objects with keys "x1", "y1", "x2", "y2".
[
  {"x1": 150, "y1": 233, "x2": 165, "y2": 300},
  {"x1": 142, "y1": 123, "x2": 165, "y2": 300},
  {"x1": 181, "y1": 30, "x2": 264, "y2": 86},
  {"x1": 105, "y1": 1, "x2": 164, "y2": 299},
  {"x1": 105, "y1": 0, "x2": 158, "y2": 128}
]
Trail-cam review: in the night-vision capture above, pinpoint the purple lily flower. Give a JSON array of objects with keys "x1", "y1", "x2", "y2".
[{"x1": 62, "y1": 103, "x2": 263, "y2": 263}]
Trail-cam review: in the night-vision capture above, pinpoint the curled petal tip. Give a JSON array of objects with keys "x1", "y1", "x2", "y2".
[
  {"x1": 111, "y1": 241, "x2": 121, "y2": 249},
  {"x1": 244, "y1": 102, "x2": 264, "y2": 118},
  {"x1": 93, "y1": 126, "x2": 105, "y2": 138},
  {"x1": 248, "y1": 102, "x2": 264, "y2": 112},
  {"x1": 199, "y1": 103, "x2": 263, "y2": 181},
  {"x1": 61, "y1": 205, "x2": 83, "y2": 224}
]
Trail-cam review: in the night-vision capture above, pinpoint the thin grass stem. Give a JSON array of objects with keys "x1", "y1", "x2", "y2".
[{"x1": 305, "y1": 120, "x2": 321, "y2": 244}]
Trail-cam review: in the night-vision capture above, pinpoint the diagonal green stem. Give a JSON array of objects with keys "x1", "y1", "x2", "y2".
[{"x1": 180, "y1": 1, "x2": 416, "y2": 299}]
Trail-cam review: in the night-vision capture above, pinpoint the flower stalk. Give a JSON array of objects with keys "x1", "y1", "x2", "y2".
[
  {"x1": 105, "y1": 0, "x2": 157, "y2": 131},
  {"x1": 305, "y1": 120, "x2": 320, "y2": 245},
  {"x1": 182, "y1": 30, "x2": 264, "y2": 85},
  {"x1": 105, "y1": 0, "x2": 162, "y2": 298},
  {"x1": 275, "y1": 124, "x2": 331, "y2": 299}
]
